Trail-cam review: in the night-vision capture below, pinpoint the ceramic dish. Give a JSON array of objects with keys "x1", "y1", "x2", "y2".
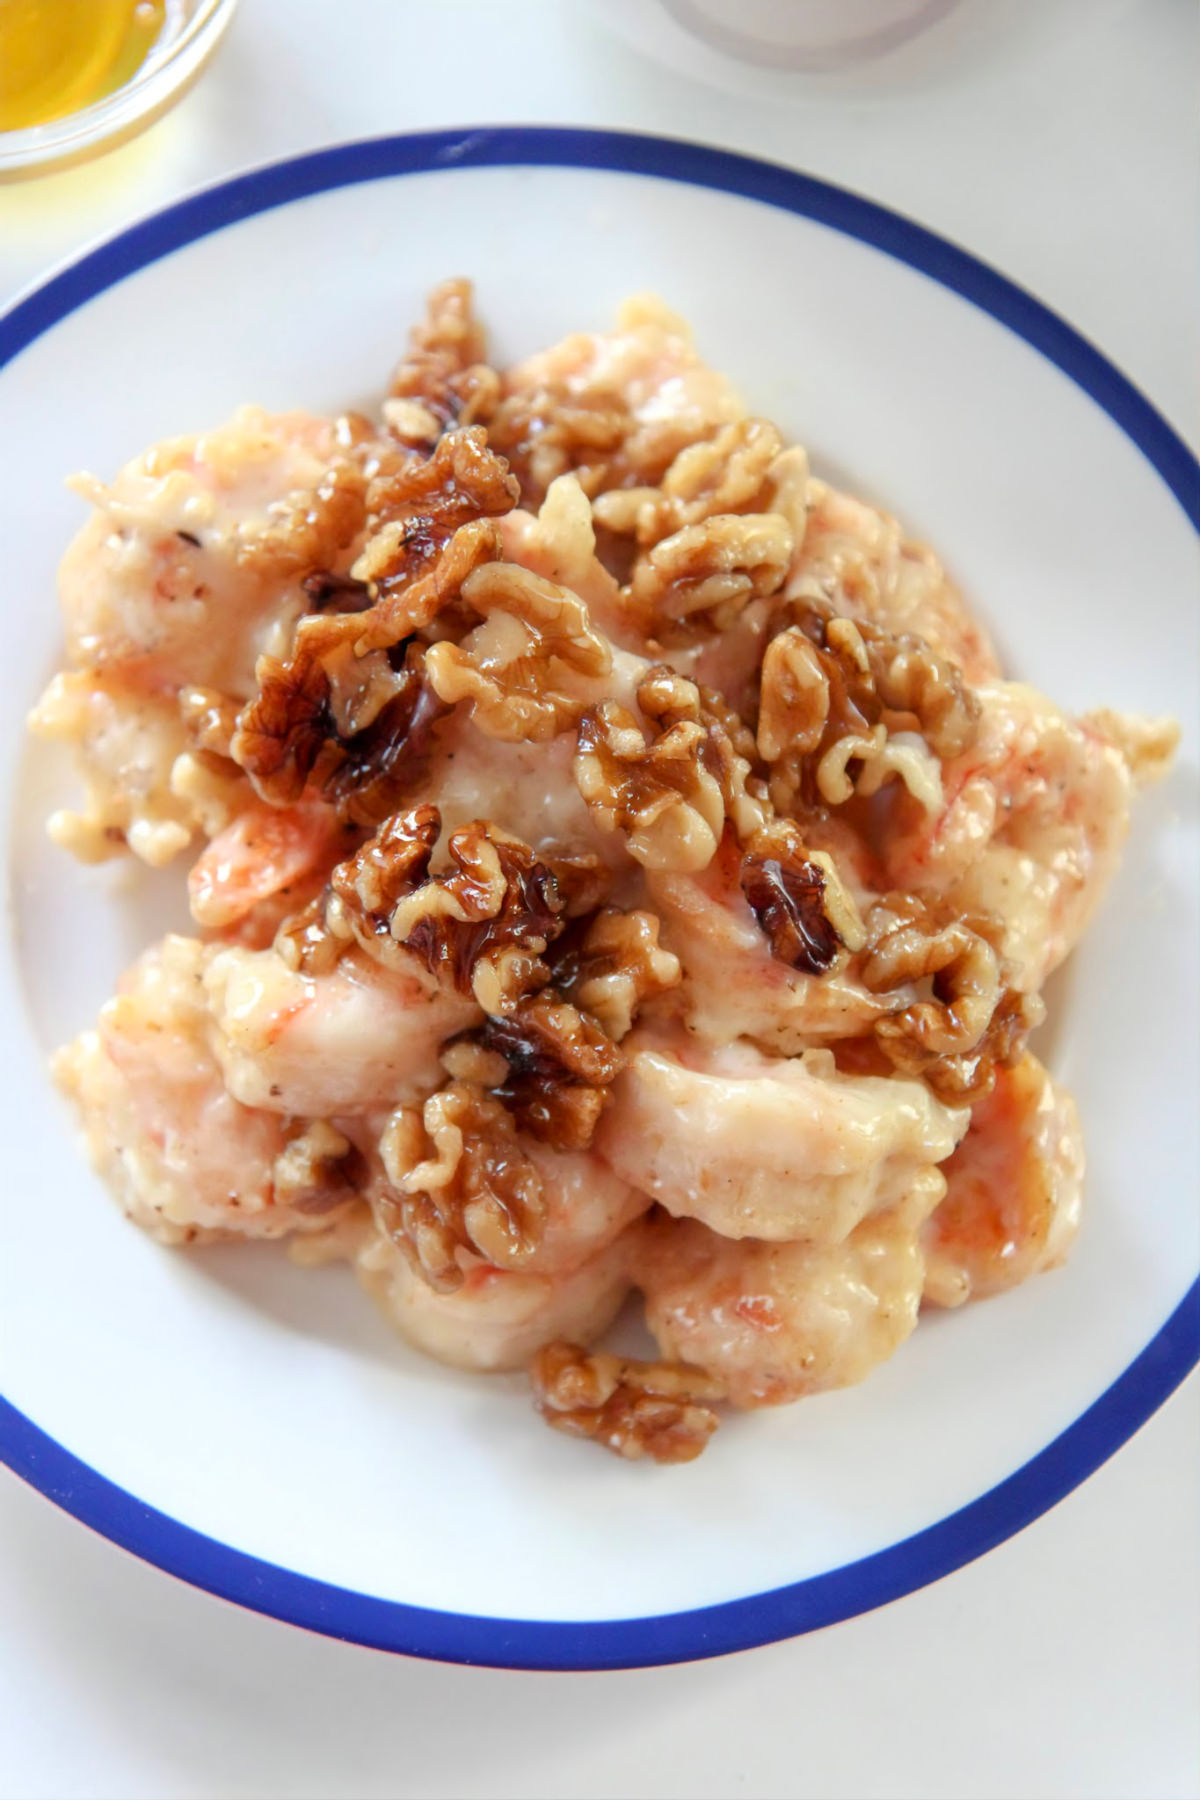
[{"x1": 0, "y1": 128, "x2": 1195, "y2": 1670}]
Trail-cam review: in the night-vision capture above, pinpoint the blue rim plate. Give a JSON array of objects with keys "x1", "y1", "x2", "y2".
[{"x1": 1, "y1": 126, "x2": 1197, "y2": 1672}]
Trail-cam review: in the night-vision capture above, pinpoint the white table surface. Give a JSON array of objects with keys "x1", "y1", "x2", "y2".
[{"x1": 1, "y1": 3, "x2": 1196, "y2": 1796}]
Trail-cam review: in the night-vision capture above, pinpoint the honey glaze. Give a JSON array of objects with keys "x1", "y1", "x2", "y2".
[{"x1": 0, "y1": 0, "x2": 167, "y2": 131}]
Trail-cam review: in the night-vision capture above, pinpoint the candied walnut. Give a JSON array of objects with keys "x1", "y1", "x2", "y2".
[
  {"x1": 489, "y1": 385, "x2": 631, "y2": 505},
  {"x1": 384, "y1": 278, "x2": 501, "y2": 449},
  {"x1": 592, "y1": 418, "x2": 785, "y2": 547},
  {"x1": 531, "y1": 1341, "x2": 723, "y2": 1464},
  {"x1": 859, "y1": 893, "x2": 1035, "y2": 1103},
  {"x1": 320, "y1": 669, "x2": 450, "y2": 827},
  {"x1": 232, "y1": 491, "x2": 497, "y2": 808},
  {"x1": 363, "y1": 423, "x2": 518, "y2": 543},
  {"x1": 628, "y1": 511, "x2": 793, "y2": 635},
  {"x1": 274, "y1": 892, "x2": 344, "y2": 976},
  {"x1": 231, "y1": 636, "x2": 335, "y2": 804},
  {"x1": 235, "y1": 458, "x2": 368, "y2": 579},
  {"x1": 424, "y1": 562, "x2": 612, "y2": 742},
  {"x1": 326, "y1": 803, "x2": 440, "y2": 956},
  {"x1": 551, "y1": 906, "x2": 681, "y2": 1040},
  {"x1": 301, "y1": 569, "x2": 372, "y2": 614},
  {"x1": 759, "y1": 607, "x2": 979, "y2": 817},
  {"x1": 478, "y1": 990, "x2": 622, "y2": 1151},
  {"x1": 376, "y1": 1082, "x2": 546, "y2": 1291},
  {"x1": 740, "y1": 819, "x2": 865, "y2": 976},
  {"x1": 271, "y1": 1121, "x2": 359, "y2": 1216},
  {"x1": 575, "y1": 701, "x2": 723, "y2": 873},
  {"x1": 352, "y1": 514, "x2": 503, "y2": 654},
  {"x1": 866, "y1": 631, "x2": 980, "y2": 761},
  {"x1": 392, "y1": 823, "x2": 566, "y2": 1013},
  {"x1": 575, "y1": 667, "x2": 764, "y2": 873}
]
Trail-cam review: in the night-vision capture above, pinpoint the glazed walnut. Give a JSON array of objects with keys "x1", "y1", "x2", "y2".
[
  {"x1": 740, "y1": 819, "x2": 865, "y2": 976},
  {"x1": 424, "y1": 562, "x2": 612, "y2": 741},
  {"x1": 592, "y1": 418, "x2": 784, "y2": 547},
  {"x1": 531, "y1": 1341, "x2": 723, "y2": 1464},
  {"x1": 478, "y1": 990, "x2": 622, "y2": 1151},
  {"x1": 860, "y1": 893, "x2": 1038, "y2": 1103},
  {"x1": 271, "y1": 1120, "x2": 359, "y2": 1216},
  {"x1": 235, "y1": 458, "x2": 368, "y2": 580},
  {"x1": 575, "y1": 669, "x2": 765, "y2": 872},
  {"x1": 552, "y1": 906, "x2": 681, "y2": 1040},
  {"x1": 377, "y1": 1082, "x2": 546, "y2": 1291},
  {"x1": 758, "y1": 606, "x2": 979, "y2": 816},
  {"x1": 384, "y1": 277, "x2": 501, "y2": 450},
  {"x1": 628, "y1": 511, "x2": 793, "y2": 635}
]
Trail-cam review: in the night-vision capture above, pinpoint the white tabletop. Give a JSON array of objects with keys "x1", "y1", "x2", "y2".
[{"x1": 1, "y1": 3, "x2": 1196, "y2": 1796}]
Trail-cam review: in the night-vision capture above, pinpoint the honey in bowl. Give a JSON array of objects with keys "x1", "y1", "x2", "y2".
[{"x1": 0, "y1": 0, "x2": 167, "y2": 131}]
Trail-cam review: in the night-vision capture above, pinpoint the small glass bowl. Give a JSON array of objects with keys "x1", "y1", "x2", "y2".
[{"x1": 0, "y1": 0, "x2": 239, "y2": 180}]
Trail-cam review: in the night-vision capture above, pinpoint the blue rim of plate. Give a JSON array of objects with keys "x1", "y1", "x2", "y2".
[{"x1": 0, "y1": 126, "x2": 1197, "y2": 1672}]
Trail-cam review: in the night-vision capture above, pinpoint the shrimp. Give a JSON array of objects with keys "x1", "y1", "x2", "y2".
[
  {"x1": 646, "y1": 835, "x2": 892, "y2": 1054},
  {"x1": 57, "y1": 407, "x2": 362, "y2": 695},
  {"x1": 633, "y1": 1171, "x2": 944, "y2": 1407},
  {"x1": 30, "y1": 665, "x2": 193, "y2": 867},
  {"x1": 203, "y1": 942, "x2": 478, "y2": 1116},
  {"x1": 882, "y1": 682, "x2": 1135, "y2": 988},
  {"x1": 792, "y1": 479, "x2": 1001, "y2": 684},
  {"x1": 37, "y1": 408, "x2": 367, "y2": 868},
  {"x1": 596, "y1": 1028, "x2": 966, "y2": 1244},
  {"x1": 353, "y1": 1224, "x2": 634, "y2": 1373},
  {"x1": 52, "y1": 935, "x2": 354, "y2": 1245},
  {"x1": 188, "y1": 801, "x2": 354, "y2": 932},
  {"x1": 923, "y1": 1051, "x2": 1084, "y2": 1307}
]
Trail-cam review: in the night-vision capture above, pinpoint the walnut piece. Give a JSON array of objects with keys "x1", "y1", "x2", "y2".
[
  {"x1": 739, "y1": 819, "x2": 864, "y2": 976},
  {"x1": 592, "y1": 418, "x2": 784, "y2": 547},
  {"x1": 552, "y1": 906, "x2": 681, "y2": 1040},
  {"x1": 231, "y1": 433, "x2": 514, "y2": 806},
  {"x1": 384, "y1": 277, "x2": 501, "y2": 449},
  {"x1": 477, "y1": 990, "x2": 622, "y2": 1151},
  {"x1": 271, "y1": 1120, "x2": 359, "y2": 1216},
  {"x1": 575, "y1": 668, "x2": 765, "y2": 873},
  {"x1": 424, "y1": 562, "x2": 612, "y2": 741},
  {"x1": 376, "y1": 1082, "x2": 546, "y2": 1291},
  {"x1": 235, "y1": 458, "x2": 368, "y2": 580},
  {"x1": 628, "y1": 511, "x2": 793, "y2": 635},
  {"x1": 859, "y1": 893, "x2": 1036, "y2": 1103},
  {"x1": 531, "y1": 1341, "x2": 723, "y2": 1463},
  {"x1": 758, "y1": 606, "x2": 979, "y2": 816}
]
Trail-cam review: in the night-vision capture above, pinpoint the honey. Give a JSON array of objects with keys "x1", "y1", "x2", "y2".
[{"x1": 0, "y1": 0, "x2": 167, "y2": 132}]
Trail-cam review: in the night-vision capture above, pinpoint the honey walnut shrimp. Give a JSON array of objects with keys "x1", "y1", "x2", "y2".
[{"x1": 40, "y1": 280, "x2": 1177, "y2": 1465}]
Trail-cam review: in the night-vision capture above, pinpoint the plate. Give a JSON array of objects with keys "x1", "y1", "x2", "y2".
[{"x1": 0, "y1": 127, "x2": 1196, "y2": 1671}]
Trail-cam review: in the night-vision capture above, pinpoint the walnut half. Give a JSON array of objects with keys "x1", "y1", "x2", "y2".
[{"x1": 531, "y1": 1341, "x2": 723, "y2": 1463}]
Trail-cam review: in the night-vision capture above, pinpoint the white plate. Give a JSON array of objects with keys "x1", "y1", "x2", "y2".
[{"x1": 0, "y1": 129, "x2": 1196, "y2": 1670}]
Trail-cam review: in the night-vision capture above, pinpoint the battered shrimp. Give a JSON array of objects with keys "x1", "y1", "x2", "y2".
[
  {"x1": 188, "y1": 801, "x2": 354, "y2": 932},
  {"x1": 634, "y1": 1171, "x2": 944, "y2": 1408},
  {"x1": 882, "y1": 682, "x2": 1136, "y2": 987},
  {"x1": 53, "y1": 935, "x2": 353, "y2": 1245},
  {"x1": 647, "y1": 838, "x2": 889, "y2": 1053},
  {"x1": 34, "y1": 407, "x2": 367, "y2": 867},
  {"x1": 923, "y1": 1051, "x2": 1084, "y2": 1307},
  {"x1": 353, "y1": 1225, "x2": 634, "y2": 1372},
  {"x1": 57, "y1": 407, "x2": 361, "y2": 695},
  {"x1": 204, "y1": 943, "x2": 477, "y2": 1116},
  {"x1": 596, "y1": 1029, "x2": 966, "y2": 1243}
]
